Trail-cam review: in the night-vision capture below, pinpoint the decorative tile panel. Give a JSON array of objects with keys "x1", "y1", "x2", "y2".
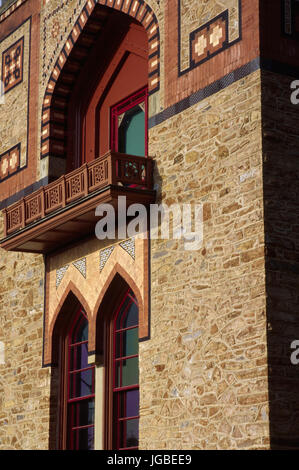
[
  {"x1": 190, "y1": 12, "x2": 228, "y2": 68},
  {"x1": 119, "y1": 238, "x2": 135, "y2": 261},
  {"x1": 56, "y1": 264, "x2": 69, "y2": 288},
  {"x1": 178, "y1": 0, "x2": 241, "y2": 75},
  {"x1": 100, "y1": 246, "x2": 115, "y2": 272},
  {"x1": 0, "y1": 143, "x2": 20, "y2": 181},
  {"x1": 0, "y1": 18, "x2": 30, "y2": 180},
  {"x1": 2, "y1": 37, "x2": 24, "y2": 94},
  {"x1": 72, "y1": 257, "x2": 86, "y2": 278}
]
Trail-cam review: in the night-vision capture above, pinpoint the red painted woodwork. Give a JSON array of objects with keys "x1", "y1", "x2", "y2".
[
  {"x1": 66, "y1": 307, "x2": 95, "y2": 450},
  {"x1": 112, "y1": 289, "x2": 139, "y2": 450},
  {"x1": 111, "y1": 87, "x2": 148, "y2": 156},
  {"x1": 67, "y1": 19, "x2": 148, "y2": 170},
  {"x1": 2, "y1": 150, "x2": 154, "y2": 241}
]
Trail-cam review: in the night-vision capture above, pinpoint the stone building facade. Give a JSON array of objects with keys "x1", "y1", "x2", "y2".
[{"x1": 0, "y1": 0, "x2": 298, "y2": 450}]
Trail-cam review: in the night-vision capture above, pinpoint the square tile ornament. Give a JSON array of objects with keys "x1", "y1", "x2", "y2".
[
  {"x1": 2, "y1": 37, "x2": 24, "y2": 94},
  {"x1": 190, "y1": 13, "x2": 228, "y2": 68},
  {"x1": 0, "y1": 144, "x2": 20, "y2": 181}
]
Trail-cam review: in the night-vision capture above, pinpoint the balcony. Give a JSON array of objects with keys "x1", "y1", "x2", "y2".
[{"x1": 0, "y1": 151, "x2": 155, "y2": 253}]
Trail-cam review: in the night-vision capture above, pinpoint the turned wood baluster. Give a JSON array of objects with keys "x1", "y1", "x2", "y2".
[
  {"x1": 3, "y1": 208, "x2": 7, "y2": 237},
  {"x1": 83, "y1": 164, "x2": 88, "y2": 196},
  {"x1": 109, "y1": 151, "x2": 115, "y2": 185},
  {"x1": 21, "y1": 198, "x2": 25, "y2": 229},
  {"x1": 41, "y1": 187, "x2": 45, "y2": 218},
  {"x1": 61, "y1": 176, "x2": 66, "y2": 208}
]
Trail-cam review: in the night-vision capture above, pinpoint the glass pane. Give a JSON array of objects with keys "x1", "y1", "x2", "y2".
[
  {"x1": 71, "y1": 315, "x2": 88, "y2": 344},
  {"x1": 78, "y1": 399, "x2": 95, "y2": 427},
  {"x1": 116, "y1": 295, "x2": 131, "y2": 331},
  {"x1": 75, "y1": 426, "x2": 94, "y2": 450},
  {"x1": 69, "y1": 342, "x2": 88, "y2": 371},
  {"x1": 70, "y1": 368, "x2": 93, "y2": 398},
  {"x1": 123, "y1": 302, "x2": 138, "y2": 329},
  {"x1": 116, "y1": 328, "x2": 138, "y2": 358},
  {"x1": 120, "y1": 389, "x2": 139, "y2": 418},
  {"x1": 115, "y1": 357, "x2": 139, "y2": 388},
  {"x1": 119, "y1": 418, "x2": 139, "y2": 449},
  {"x1": 118, "y1": 105, "x2": 145, "y2": 156},
  {"x1": 69, "y1": 399, "x2": 95, "y2": 429}
]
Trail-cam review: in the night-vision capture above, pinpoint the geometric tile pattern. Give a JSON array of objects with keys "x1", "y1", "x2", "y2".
[
  {"x1": 190, "y1": 13, "x2": 228, "y2": 68},
  {"x1": 0, "y1": 143, "x2": 20, "y2": 182},
  {"x1": 119, "y1": 238, "x2": 135, "y2": 261},
  {"x1": 41, "y1": 0, "x2": 160, "y2": 159},
  {"x1": 72, "y1": 257, "x2": 87, "y2": 278},
  {"x1": 2, "y1": 37, "x2": 24, "y2": 94},
  {"x1": 56, "y1": 264, "x2": 69, "y2": 288},
  {"x1": 0, "y1": 16, "x2": 30, "y2": 183},
  {"x1": 100, "y1": 246, "x2": 115, "y2": 272},
  {"x1": 178, "y1": 0, "x2": 241, "y2": 75}
]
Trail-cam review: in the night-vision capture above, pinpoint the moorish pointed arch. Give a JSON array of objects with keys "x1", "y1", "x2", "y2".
[
  {"x1": 40, "y1": 0, "x2": 160, "y2": 161},
  {"x1": 91, "y1": 263, "x2": 147, "y2": 357},
  {"x1": 45, "y1": 280, "x2": 93, "y2": 367}
]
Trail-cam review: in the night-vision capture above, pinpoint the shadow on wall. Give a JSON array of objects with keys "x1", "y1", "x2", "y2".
[{"x1": 262, "y1": 69, "x2": 299, "y2": 450}]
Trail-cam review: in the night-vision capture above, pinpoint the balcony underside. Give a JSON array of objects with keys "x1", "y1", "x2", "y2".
[{"x1": 0, "y1": 185, "x2": 155, "y2": 253}]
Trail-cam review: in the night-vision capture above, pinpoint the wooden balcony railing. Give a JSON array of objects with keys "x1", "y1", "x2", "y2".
[{"x1": 3, "y1": 151, "x2": 154, "y2": 237}]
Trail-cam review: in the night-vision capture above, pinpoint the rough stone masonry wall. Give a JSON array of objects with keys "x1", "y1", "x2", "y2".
[
  {"x1": 0, "y1": 216, "x2": 49, "y2": 450},
  {"x1": 140, "y1": 69, "x2": 269, "y2": 450}
]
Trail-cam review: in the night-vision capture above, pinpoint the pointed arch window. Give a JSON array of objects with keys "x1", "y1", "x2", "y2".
[
  {"x1": 66, "y1": 308, "x2": 95, "y2": 450},
  {"x1": 111, "y1": 289, "x2": 139, "y2": 450}
]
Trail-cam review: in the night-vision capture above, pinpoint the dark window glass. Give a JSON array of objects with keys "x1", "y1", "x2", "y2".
[
  {"x1": 67, "y1": 309, "x2": 95, "y2": 450},
  {"x1": 113, "y1": 290, "x2": 139, "y2": 449}
]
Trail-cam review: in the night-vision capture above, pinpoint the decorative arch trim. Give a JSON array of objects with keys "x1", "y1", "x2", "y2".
[
  {"x1": 44, "y1": 280, "x2": 93, "y2": 366},
  {"x1": 40, "y1": 0, "x2": 160, "y2": 160},
  {"x1": 90, "y1": 262, "x2": 148, "y2": 353}
]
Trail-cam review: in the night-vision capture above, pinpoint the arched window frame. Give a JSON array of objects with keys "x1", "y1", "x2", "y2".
[
  {"x1": 103, "y1": 287, "x2": 140, "y2": 450},
  {"x1": 59, "y1": 306, "x2": 95, "y2": 450}
]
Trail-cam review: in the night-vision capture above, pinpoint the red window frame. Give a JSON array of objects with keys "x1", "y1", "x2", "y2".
[
  {"x1": 112, "y1": 289, "x2": 139, "y2": 450},
  {"x1": 110, "y1": 87, "x2": 148, "y2": 156},
  {"x1": 66, "y1": 307, "x2": 95, "y2": 450}
]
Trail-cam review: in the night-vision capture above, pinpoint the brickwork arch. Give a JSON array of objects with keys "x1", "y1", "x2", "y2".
[{"x1": 40, "y1": 0, "x2": 160, "y2": 161}]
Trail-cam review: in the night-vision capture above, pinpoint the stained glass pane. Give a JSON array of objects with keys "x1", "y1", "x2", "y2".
[
  {"x1": 116, "y1": 296, "x2": 131, "y2": 330},
  {"x1": 123, "y1": 302, "x2": 138, "y2": 329},
  {"x1": 120, "y1": 389, "x2": 139, "y2": 418},
  {"x1": 70, "y1": 368, "x2": 93, "y2": 399},
  {"x1": 69, "y1": 342, "x2": 88, "y2": 371},
  {"x1": 115, "y1": 357, "x2": 139, "y2": 388},
  {"x1": 116, "y1": 328, "x2": 138, "y2": 358},
  {"x1": 71, "y1": 316, "x2": 88, "y2": 344}
]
